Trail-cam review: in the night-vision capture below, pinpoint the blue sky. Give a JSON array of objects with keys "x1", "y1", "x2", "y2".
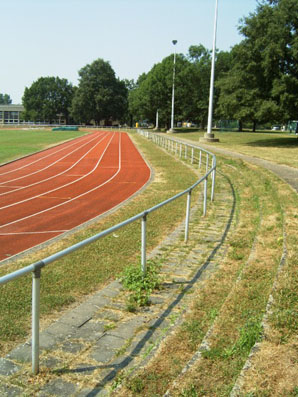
[{"x1": 1, "y1": 0, "x2": 257, "y2": 103}]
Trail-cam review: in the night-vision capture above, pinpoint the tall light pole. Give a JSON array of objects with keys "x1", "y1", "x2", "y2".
[
  {"x1": 201, "y1": 0, "x2": 219, "y2": 142},
  {"x1": 169, "y1": 39, "x2": 177, "y2": 132}
]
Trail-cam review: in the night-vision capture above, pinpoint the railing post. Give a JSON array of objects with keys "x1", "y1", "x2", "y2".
[
  {"x1": 191, "y1": 147, "x2": 194, "y2": 164},
  {"x1": 211, "y1": 157, "x2": 216, "y2": 202},
  {"x1": 32, "y1": 268, "x2": 41, "y2": 375},
  {"x1": 199, "y1": 150, "x2": 202, "y2": 168},
  {"x1": 206, "y1": 153, "x2": 209, "y2": 172},
  {"x1": 185, "y1": 190, "x2": 192, "y2": 242},
  {"x1": 141, "y1": 213, "x2": 147, "y2": 275},
  {"x1": 203, "y1": 176, "x2": 208, "y2": 216},
  {"x1": 175, "y1": 142, "x2": 178, "y2": 155}
]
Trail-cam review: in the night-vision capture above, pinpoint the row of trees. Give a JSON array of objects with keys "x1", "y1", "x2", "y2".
[
  {"x1": 19, "y1": 0, "x2": 297, "y2": 129},
  {"x1": 22, "y1": 59, "x2": 128, "y2": 125},
  {"x1": 129, "y1": 0, "x2": 298, "y2": 130}
]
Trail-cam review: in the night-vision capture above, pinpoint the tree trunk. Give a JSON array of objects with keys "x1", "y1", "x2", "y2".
[
  {"x1": 238, "y1": 120, "x2": 243, "y2": 132},
  {"x1": 252, "y1": 121, "x2": 256, "y2": 132}
]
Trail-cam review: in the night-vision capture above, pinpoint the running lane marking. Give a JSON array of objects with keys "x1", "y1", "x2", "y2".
[
  {"x1": 0, "y1": 131, "x2": 107, "y2": 196},
  {"x1": 0, "y1": 131, "x2": 114, "y2": 210},
  {"x1": 0, "y1": 230, "x2": 69, "y2": 235},
  {"x1": 0, "y1": 132, "x2": 122, "y2": 230}
]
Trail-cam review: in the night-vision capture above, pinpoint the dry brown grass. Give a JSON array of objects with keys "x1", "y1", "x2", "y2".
[
  {"x1": 239, "y1": 339, "x2": 297, "y2": 396},
  {"x1": 112, "y1": 157, "x2": 297, "y2": 397}
]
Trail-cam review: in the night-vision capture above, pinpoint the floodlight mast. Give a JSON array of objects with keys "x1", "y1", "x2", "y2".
[
  {"x1": 201, "y1": 0, "x2": 219, "y2": 142},
  {"x1": 170, "y1": 40, "x2": 178, "y2": 132}
]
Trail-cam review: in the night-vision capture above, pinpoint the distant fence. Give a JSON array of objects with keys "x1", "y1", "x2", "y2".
[{"x1": 0, "y1": 129, "x2": 216, "y2": 375}]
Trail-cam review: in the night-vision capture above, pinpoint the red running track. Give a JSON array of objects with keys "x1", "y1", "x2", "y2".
[{"x1": 0, "y1": 130, "x2": 151, "y2": 262}]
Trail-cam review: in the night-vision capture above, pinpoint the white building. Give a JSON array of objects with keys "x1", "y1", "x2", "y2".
[{"x1": 0, "y1": 104, "x2": 24, "y2": 124}]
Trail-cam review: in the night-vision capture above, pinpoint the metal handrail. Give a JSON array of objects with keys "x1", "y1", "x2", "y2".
[{"x1": 0, "y1": 129, "x2": 216, "y2": 374}]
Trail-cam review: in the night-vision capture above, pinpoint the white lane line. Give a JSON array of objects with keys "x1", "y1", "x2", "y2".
[
  {"x1": 0, "y1": 131, "x2": 107, "y2": 196},
  {"x1": 0, "y1": 131, "x2": 98, "y2": 177},
  {"x1": 0, "y1": 131, "x2": 113, "y2": 210},
  {"x1": 0, "y1": 132, "x2": 121, "y2": 230},
  {"x1": 0, "y1": 230, "x2": 69, "y2": 235},
  {"x1": 0, "y1": 185, "x2": 23, "y2": 189}
]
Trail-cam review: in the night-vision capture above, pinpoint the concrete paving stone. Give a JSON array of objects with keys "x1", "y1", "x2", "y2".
[
  {"x1": 60, "y1": 341, "x2": 84, "y2": 354},
  {"x1": 58, "y1": 307, "x2": 94, "y2": 328},
  {"x1": 72, "y1": 363, "x2": 99, "y2": 375},
  {"x1": 74, "y1": 321, "x2": 105, "y2": 341},
  {"x1": 0, "y1": 384, "x2": 22, "y2": 396},
  {"x1": 101, "y1": 287, "x2": 121, "y2": 299},
  {"x1": 96, "y1": 310, "x2": 121, "y2": 322},
  {"x1": 90, "y1": 334, "x2": 127, "y2": 363},
  {"x1": 39, "y1": 331, "x2": 61, "y2": 350},
  {"x1": 171, "y1": 277, "x2": 188, "y2": 283},
  {"x1": 109, "y1": 316, "x2": 147, "y2": 340},
  {"x1": 45, "y1": 320, "x2": 76, "y2": 339},
  {"x1": 75, "y1": 387, "x2": 108, "y2": 397},
  {"x1": 125, "y1": 330, "x2": 148, "y2": 355},
  {"x1": 83, "y1": 293, "x2": 111, "y2": 309},
  {"x1": 7, "y1": 343, "x2": 32, "y2": 363},
  {"x1": 0, "y1": 358, "x2": 21, "y2": 376},
  {"x1": 106, "y1": 302, "x2": 127, "y2": 311},
  {"x1": 107, "y1": 280, "x2": 123, "y2": 291},
  {"x1": 90, "y1": 346, "x2": 115, "y2": 364},
  {"x1": 40, "y1": 356, "x2": 61, "y2": 369},
  {"x1": 38, "y1": 378, "x2": 77, "y2": 396},
  {"x1": 95, "y1": 334, "x2": 126, "y2": 349}
]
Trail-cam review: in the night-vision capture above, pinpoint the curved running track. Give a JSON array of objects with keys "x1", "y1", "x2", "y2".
[{"x1": 0, "y1": 130, "x2": 151, "y2": 262}]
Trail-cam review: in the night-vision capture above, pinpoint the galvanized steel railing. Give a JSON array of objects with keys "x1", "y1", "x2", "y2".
[{"x1": 0, "y1": 130, "x2": 216, "y2": 374}]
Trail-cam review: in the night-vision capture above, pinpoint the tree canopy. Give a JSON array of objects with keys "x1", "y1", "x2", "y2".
[
  {"x1": 216, "y1": 0, "x2": 298, "y2": 129},
  {"x1": 71, "y1": 58, "x2": 128, "y2": 125},
  {"x1": 128, "y1": 45, "x2": 231, "y2": 129},
  {"x1": 0, "y1": 93, "x2": 12, "y2": 105},
  {"x1": 22, "y1": 77, "x2": 74, "y2": 123}
]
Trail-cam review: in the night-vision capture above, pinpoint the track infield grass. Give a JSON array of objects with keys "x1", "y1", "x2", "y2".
[{"x1": 0, "y1": 128, "x2": 88, "y2": 164}]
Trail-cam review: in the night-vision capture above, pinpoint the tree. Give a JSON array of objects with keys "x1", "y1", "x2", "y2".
[
  {"x1": 71, "y1": 58, "x2": 128, "y2": 125},
  {"x1": 128, "y1": 53, "x2": 202, "y2": 129},
  {"x1": 0, "y1": 93, "x2": 12, "y2": 104},
  {"x1": 128, "y1": 44, "x2": 232, "y2": 130},
  {"x1": 22, "y1": 77, "x2": 74, "y2": 123},
  {"x1": 217, "y1": 0, "x2": 298, "y2": 129}
]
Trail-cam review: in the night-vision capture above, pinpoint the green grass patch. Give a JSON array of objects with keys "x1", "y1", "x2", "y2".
[
  {"x1": 167, "y1": 130, "x2": 298, "y2": 168},
  {"x1": 0, "y1": 128, "x2": 88, "y2": 164}
]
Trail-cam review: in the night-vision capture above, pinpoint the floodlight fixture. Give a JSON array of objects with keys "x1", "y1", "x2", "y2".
[{"x1": 170, "y1": 40, "x2": 178, "y2": 131}]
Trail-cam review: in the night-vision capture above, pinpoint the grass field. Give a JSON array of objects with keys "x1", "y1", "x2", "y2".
[
  {"x1": 0, "y1": 130, "x2": 297, "y2": 396},
  {"x1": 0, "y1": 128, "x2": 88, "y2": 164},
  {"x1": 169, "y1": 129, "x2": 298, "y2": 168}
]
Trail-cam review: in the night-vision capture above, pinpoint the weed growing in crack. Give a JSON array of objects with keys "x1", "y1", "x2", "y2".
[{"x1": 121, "y1": 260, "x2": 162, "y2": 311}]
